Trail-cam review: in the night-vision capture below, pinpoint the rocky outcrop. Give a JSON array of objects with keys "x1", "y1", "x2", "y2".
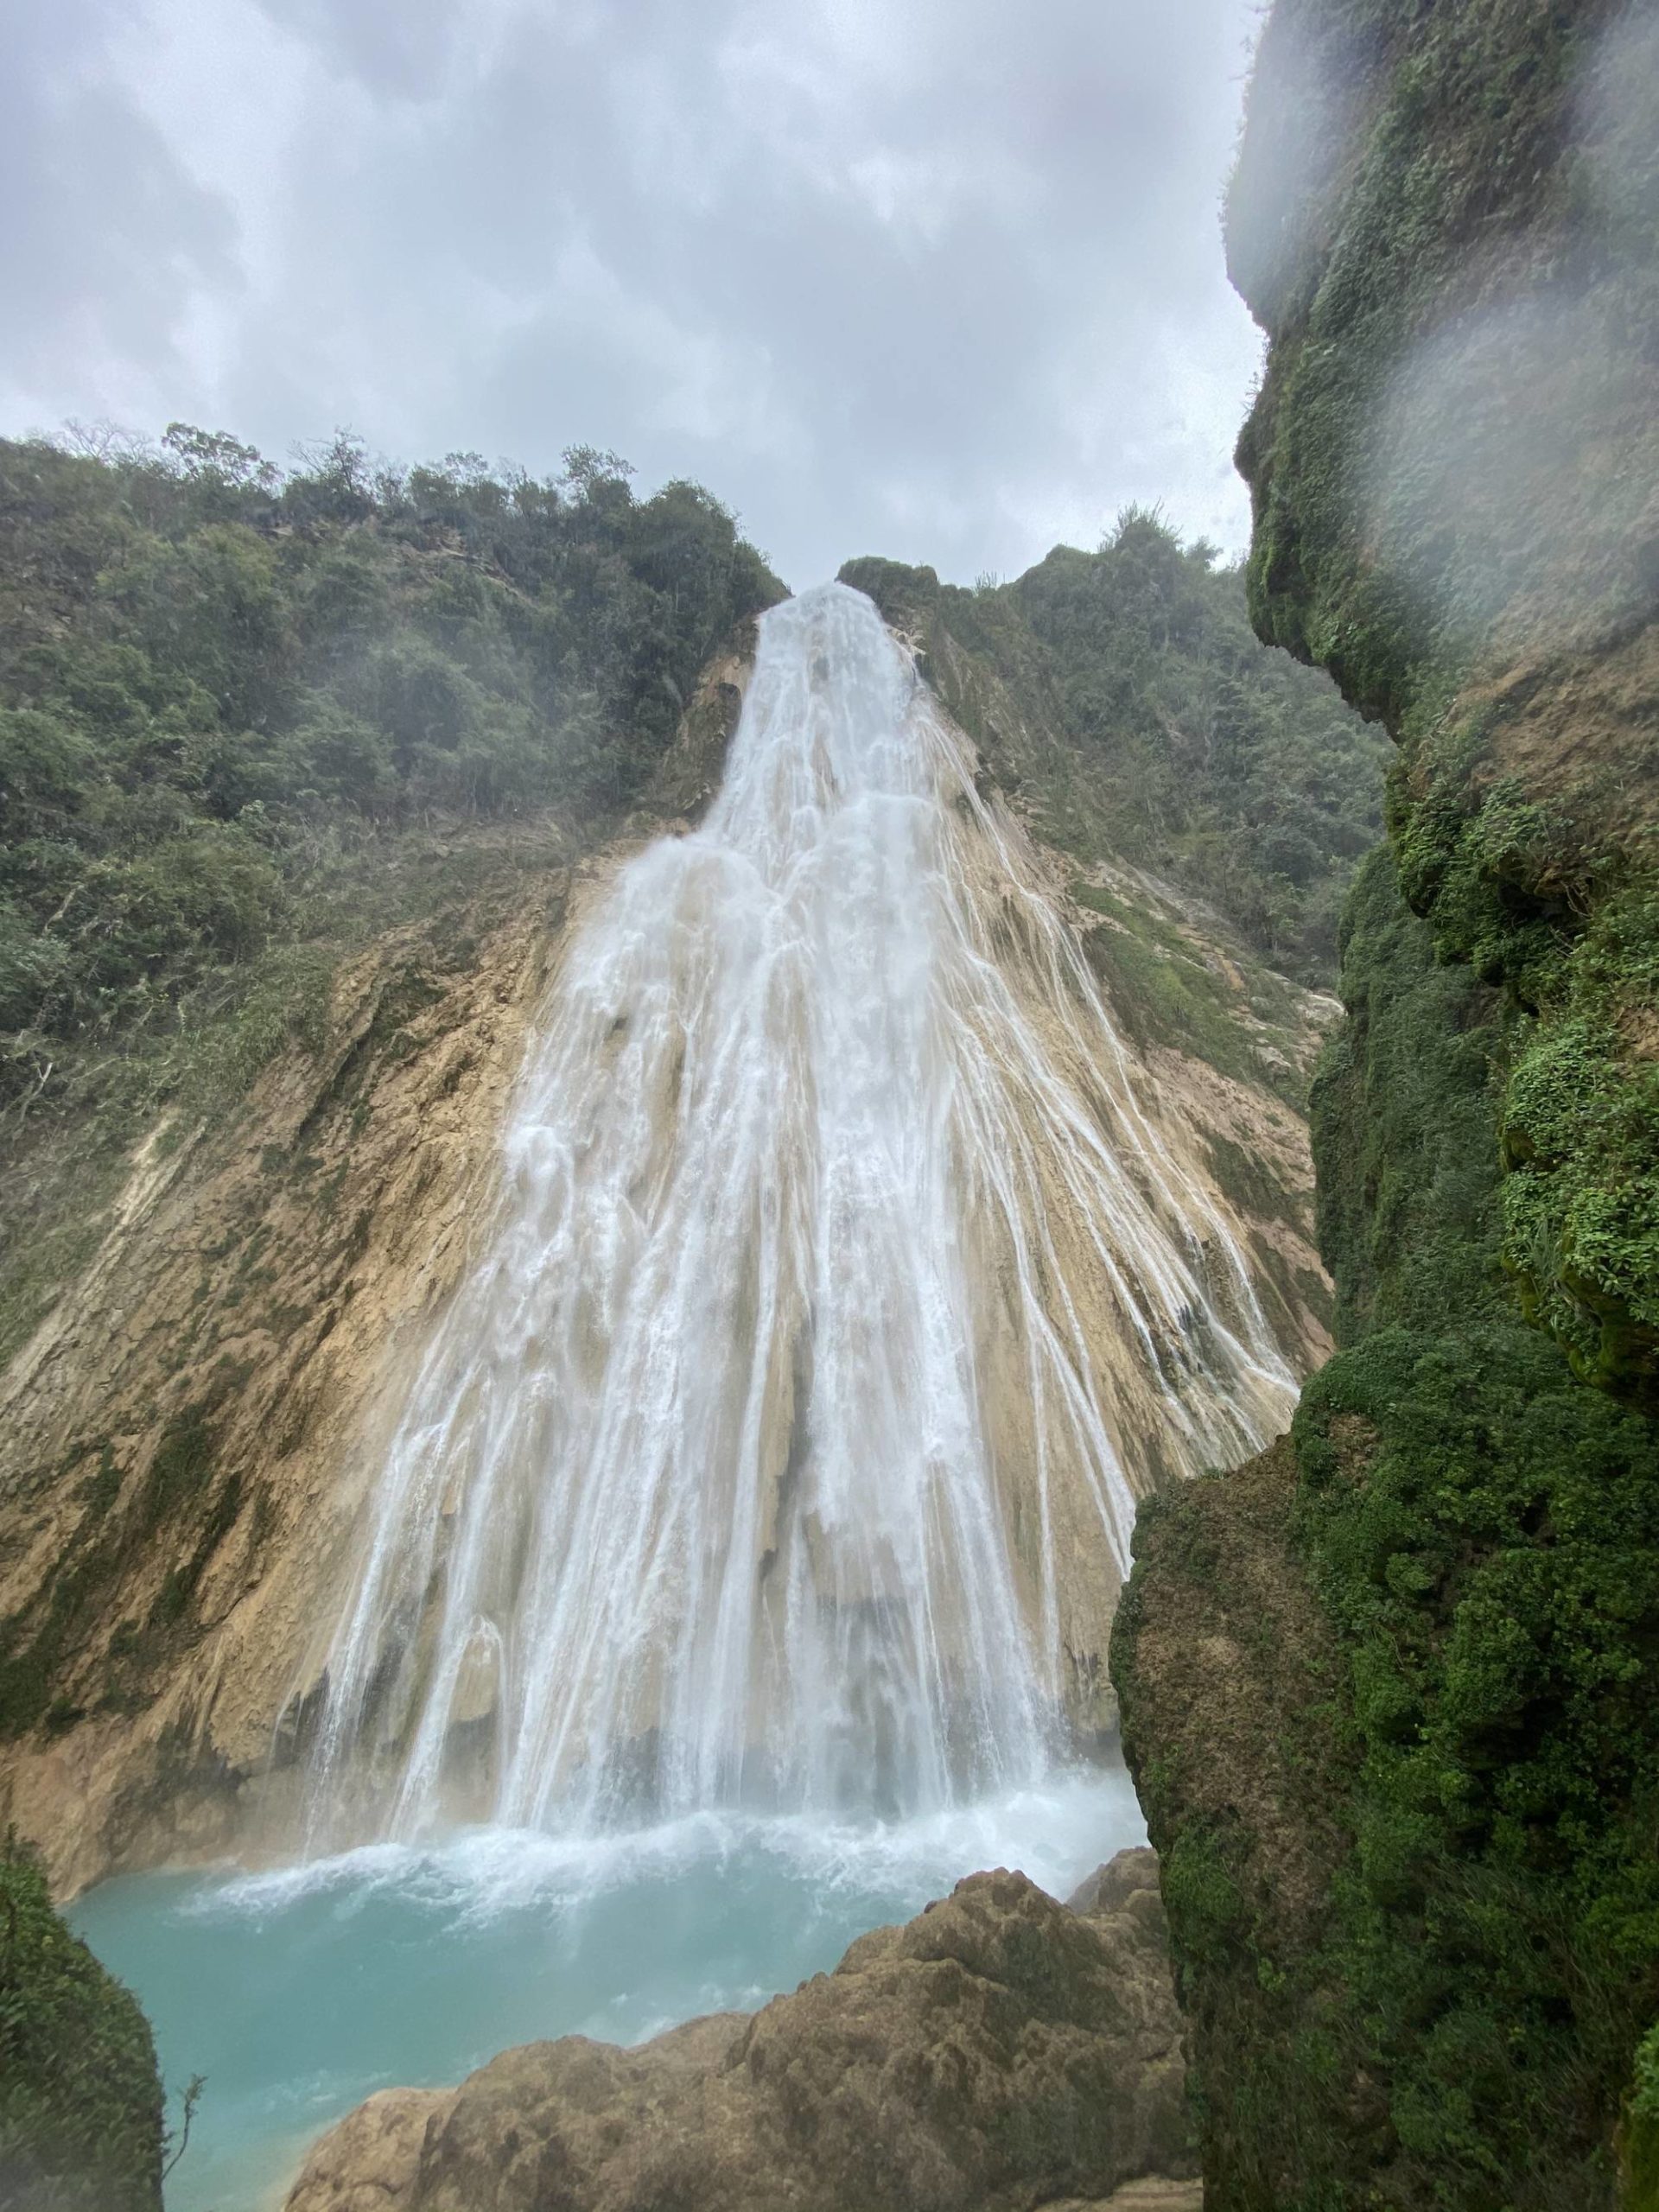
[
  {"x1": 1110, "y1": 1440, "x2": 1365, "y2": 2207},
  {"x1": 285, "y1": 1849, "x2": 1196, "y2": 2212},
  {"x1": 1108, "y1": 3, "x2": 1659, "y2": 2206}
]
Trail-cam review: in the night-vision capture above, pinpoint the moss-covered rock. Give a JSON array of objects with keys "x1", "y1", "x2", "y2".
[
  {"x1": 1112, "y1": 1440, "x2": 1365, "y2": 2211},
  {"x1": 0, "y1": 1835, "x2": 164, "y2": 2211},
  {"x1": 1112, "y1": 3, "x2": 1659, "y2": 2202},
  {"x1": 1230, "y1": 0, "x2": 1659, "y2": 1395},
  {"x1": 1117, "y1": 1327, "x2": 1659, "y2": 2209},
  {"x1": 1309, "y1": 843, "x2": 1510, "y2": 1342}
]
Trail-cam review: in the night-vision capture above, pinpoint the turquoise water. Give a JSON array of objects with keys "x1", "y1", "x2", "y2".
[{"x1": 71, "y1": 1768, "x2": 1142, "y2": 2212}]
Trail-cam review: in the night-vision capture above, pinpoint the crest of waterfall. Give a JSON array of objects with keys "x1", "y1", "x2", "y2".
[{"x1": 304, "y1": 582, "x2": 1299, "y2": 1845}]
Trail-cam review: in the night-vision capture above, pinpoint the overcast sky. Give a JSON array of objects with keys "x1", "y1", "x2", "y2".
[{"x1": 6, "y1": 0, "x2": 1267, "y2": 588}]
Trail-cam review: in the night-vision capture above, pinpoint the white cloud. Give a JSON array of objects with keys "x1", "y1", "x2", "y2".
[{"x1": 3, "y1": 0, "x2": 1265, "y2": 583}]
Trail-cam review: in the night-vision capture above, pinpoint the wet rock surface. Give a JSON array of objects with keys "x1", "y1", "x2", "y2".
[{"x1": 285, "y1": 1847, "x2": 1195, "y2": 2212}]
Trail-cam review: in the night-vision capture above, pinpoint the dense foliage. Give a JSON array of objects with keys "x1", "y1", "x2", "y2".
[
  {"x1": 1295, "y1": 855, "x2": 1659, "y2": 2209},
  {"x1": 0, "y1": 427, "x2": 780, "y2": 1365},
  {"x1": 0, "y1": 1834, "x2": 164, "y2": 2211},
  {"x1": 1290, "y1": 1320, "x2": 1659, "y2": 2209},
  {"x1": 844, "y1": 512, "x2": 1388, "y2": 986},
  {"x1": 0, "y1": 428, "x2": 779, "y2": 1109},
  {"x1": 1309, "y1": 845, "x2": 1509, "y2": 1341}
]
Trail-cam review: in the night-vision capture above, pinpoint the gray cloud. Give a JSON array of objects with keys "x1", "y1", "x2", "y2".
[
  {"x1": 0, "y1": 0, "x2": 236, "y2": 419},
  {"x1": 3, "y1": 0, "x2": 1264, "y2": 587}
]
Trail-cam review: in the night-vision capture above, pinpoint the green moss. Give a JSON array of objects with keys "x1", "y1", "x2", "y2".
[
  {"x1": 0, "y1": 1834, "x2": 164, "y2": 2211},
  {"x1": 1079, "y1": 913, "x2": 1299, "y2": 1107},
  {"x1": 0, "y1": 1408, "x2": 240, "y2": 1736},
  {"x1": 1628, "y1": 2027, "x2": 1659, "y2": 2210},
  {"x1": 1497, "y1": 884, "x2": 1659, "y2": 1395},
  {"x1": 1113, "y1": 1447, "x2": 1370, "y2": 2212},
  {"x1": 137, "y1": 1408, "x2": 215, "y2": 1535},
  {"x1": 1284, "y1": 1325, "x2": 1659, "y2": 2206},
  {"x1": 1309, "y1": 844, "x2": 1511, "y2": 1342},
  {"x1": 1204, "y1": 1131, "x2": 1308, "y2": 1233},
  {"x1": 1163, "y1": 1825, "x2": 1249, "y2": 1956}
]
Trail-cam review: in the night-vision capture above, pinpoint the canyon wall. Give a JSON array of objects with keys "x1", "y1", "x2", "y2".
[{"x1": 1113, "y1": 4, "x2": 1659, "y2": 2205}]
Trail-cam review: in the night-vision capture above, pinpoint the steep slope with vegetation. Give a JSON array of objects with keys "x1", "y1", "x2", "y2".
[
  {"x1": 1114, "y1": 3, "x2": 1659, "y2": 2206},
  {"x1": 0, "y1": 428, "x2": 781, "y2": 1375},
  {"x1": 843, "y1": 515, "x2": 1388, "y2": 988}
]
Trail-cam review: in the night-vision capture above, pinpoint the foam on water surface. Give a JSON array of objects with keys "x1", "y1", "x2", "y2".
[{"x1": 73, "y1": 1769, "x2": 1142, "y2": 2212}]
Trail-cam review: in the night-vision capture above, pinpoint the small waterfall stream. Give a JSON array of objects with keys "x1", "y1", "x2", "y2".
[{"x1": 305, "y1": 582, "x2": 1296, "y2": 1846}]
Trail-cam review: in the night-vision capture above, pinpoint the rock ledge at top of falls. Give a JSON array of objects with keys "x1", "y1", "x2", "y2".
[{"x1": 284, "y1": 1846, "x2": 1197, "y2": 2212}]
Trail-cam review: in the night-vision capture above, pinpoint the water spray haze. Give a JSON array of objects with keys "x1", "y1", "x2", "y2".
[
  {"x1": 1359, "y1": 3, "x2": 1659, "y2": 661},
  {"x1": 303, "y1": 583, "x2": 1297, "y2": 1846}
]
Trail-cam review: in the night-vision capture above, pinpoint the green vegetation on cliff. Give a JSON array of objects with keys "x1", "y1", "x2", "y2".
[
  {"x1": 1120, "y1": 852, "x2": 1659, "y2": 2212},
  {"x1": 1230, "y1": 0, "x2": 1659, "y2": 1390},
  {"x1": 1117, "y1": 1, "x2": 1659, "y2": 2205},
  {"x1": 842, "y1": 508, "x2": 1388, "y2": 987},
  {"x1": 0, "y1": 1834, "x2": 164, "y2": 2211},
  {"x1": 0, "y1": 428, "x2": 781, "y2": 1370},
  {"x1": 1309, "y1": 845, "x2": 1509, "y2": 1340}
]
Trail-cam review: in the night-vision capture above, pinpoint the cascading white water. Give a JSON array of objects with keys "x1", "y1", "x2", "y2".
[{"x1": 305, "y1": 582, "x2": 1298, "y2": 1845}]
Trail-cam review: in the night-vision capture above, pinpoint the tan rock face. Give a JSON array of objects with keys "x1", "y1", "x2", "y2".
[
  {"x1": 284, "y1": 1848, "x2": 1195, "y2": 2212},
  {"x1": 0, "y1": 636, "x2": 1331, "y2": 1892},
  {"x1": 283, "y1": 2089, "x2": 456, "y2": 2212},
  {"x1": 0, "y1": 885, "x2": 566, "y2": 1893}
]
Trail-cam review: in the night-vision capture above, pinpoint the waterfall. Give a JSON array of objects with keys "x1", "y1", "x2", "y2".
[{"x1": 304, "y1": 582, "x2": 1297, "y2": 1845}]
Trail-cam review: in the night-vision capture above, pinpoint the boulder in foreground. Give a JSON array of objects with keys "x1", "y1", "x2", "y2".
[{"x1": 286, "y1": 1847, "x2": 1194, "y2": 2212}]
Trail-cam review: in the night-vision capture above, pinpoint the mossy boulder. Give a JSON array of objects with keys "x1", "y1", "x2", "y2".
[{"x1": 0, "y1": 1836, "x2": 164, "y2": 2211}]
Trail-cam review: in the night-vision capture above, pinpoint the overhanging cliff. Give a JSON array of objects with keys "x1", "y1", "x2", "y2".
[{"x1": 1113, "y1": 5, "x2": 1659, "y2": 2206}]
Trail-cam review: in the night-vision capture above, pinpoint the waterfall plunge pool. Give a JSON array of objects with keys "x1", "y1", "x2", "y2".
[{"x1": 72, "y1": 1764, "x2": 1142, "y2": 2212}]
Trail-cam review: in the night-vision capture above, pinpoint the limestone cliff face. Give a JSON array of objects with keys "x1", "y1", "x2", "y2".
[
  {"x1": 0, "y1": 622, "x2": 1331, "y2": 1894},
  {"x1": 1112, "y1": 5, "x2": 1659, "y2": 2208},
  {"x1": 0, "y1": 888, "x2": 555, "y2": 1891}
]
